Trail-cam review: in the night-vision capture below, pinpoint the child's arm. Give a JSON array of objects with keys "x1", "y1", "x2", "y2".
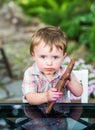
[
  {"x1": 25, "y1": 88, "x2": 62, "y2": 105},
  {"x1": 67, "y1": 76, "x2": 83, "y2": 97}
]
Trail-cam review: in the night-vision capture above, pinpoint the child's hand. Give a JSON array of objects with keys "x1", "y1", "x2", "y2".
[{"x1": 47, "y1": 88, "x2": 63, "y2": 102}]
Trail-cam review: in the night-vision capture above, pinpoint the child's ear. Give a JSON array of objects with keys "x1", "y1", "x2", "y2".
[
  {"x1": 31, "y1": 52, "x2": 35, "y2": 61},
  {"x1": 31, "y1": 52, "x2": 35, "y2": 56},
  {"x1": 63, "y1": 52, "x2": 67, "y2": 59}
]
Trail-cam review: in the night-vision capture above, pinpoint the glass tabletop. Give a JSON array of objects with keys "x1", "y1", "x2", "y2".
[{"x1": 0, "y1": 103, "x2": 95, "y2": 130}]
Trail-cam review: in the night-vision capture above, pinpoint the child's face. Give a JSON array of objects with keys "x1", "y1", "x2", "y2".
[{"x1": 32, "y1": 42, "x2": 65, "y2": 77}]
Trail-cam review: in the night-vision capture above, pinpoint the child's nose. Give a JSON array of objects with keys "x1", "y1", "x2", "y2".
[{"x1": 46, "y1": 59, "x2": 52, "y2": 65}]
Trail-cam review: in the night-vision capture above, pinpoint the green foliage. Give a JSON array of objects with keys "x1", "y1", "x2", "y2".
[
  {"x1": 85, "y1": 53, "x2": 95, "y2": 64},
  {"x1": 89, "y1": 25, "x2": 95, "y2": 53},
  {"x1": 60, "y1": 16, "x2": 81, "y2": 39},
  {"x1": 67, "y1": 41, "x2": 79, "y2": 54},
  {"x1": 79, "y1": 6, "x2": 95, "y2": 56},
  {"x1": 39, "y1": 10, "x2": 63, "y2": 26}
]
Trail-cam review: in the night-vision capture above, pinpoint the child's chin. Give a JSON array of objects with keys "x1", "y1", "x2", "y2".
[
  {"x1": 47, "y1": 72, "x2": 52, "y2": 75},
  {"x1": 45, "y1": 71, "x2": 55, "y2": 75}
]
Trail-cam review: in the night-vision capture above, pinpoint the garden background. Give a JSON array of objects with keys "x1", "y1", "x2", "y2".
[{"x1": 0, "y1": 0, "x2": 95, "y2": 102}]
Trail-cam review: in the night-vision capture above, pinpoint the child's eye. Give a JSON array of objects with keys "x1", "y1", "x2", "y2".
[
  {"x1": 40, "y1": 55, "x2": 46, "y2": 59},
  {"x1": 53, "y1": 56, "x2": 59, "y2": 59}
]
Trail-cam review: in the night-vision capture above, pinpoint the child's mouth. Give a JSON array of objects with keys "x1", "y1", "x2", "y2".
[{"x1": 45, "y1": 68, "x2": 55, "y2": 71}]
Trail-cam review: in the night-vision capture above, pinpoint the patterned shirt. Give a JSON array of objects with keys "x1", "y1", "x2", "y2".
[{"x1": 22, "y1": 63, "x2": 71, "y2": 103}]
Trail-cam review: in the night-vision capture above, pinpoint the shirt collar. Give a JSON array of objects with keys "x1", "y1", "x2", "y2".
[{"x1": 32, "y1": 63, "x2": 40, "y2": 75}]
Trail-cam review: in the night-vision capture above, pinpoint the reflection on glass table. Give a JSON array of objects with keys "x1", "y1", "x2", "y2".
[{"x1": 0, "y1": 103, "x2": 95, "y2": 130}]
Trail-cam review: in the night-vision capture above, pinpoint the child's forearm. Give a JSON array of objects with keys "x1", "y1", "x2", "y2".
[
  {"x1": 25, "y1": 92, "x2": 48, "y2": 105},
  {"x1": 67, "y1": 77, "x2": 83, "y2": 97}
]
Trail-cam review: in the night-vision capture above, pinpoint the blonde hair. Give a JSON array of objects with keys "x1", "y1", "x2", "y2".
[{"x1": 30, "y1": 26, "x2": 67, "y2": 55}]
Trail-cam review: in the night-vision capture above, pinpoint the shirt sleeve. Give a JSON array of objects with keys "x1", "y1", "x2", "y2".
[{"x1": 22, "y1": 67, "x2": 34, "y2": 97}]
